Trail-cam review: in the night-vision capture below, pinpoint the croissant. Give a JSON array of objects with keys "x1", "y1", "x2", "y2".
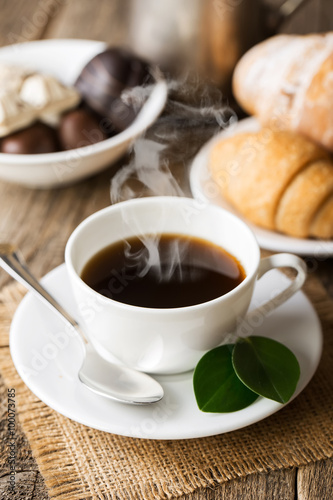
[
  {"x1": 209, "y1": 128, "x2": 333, "y2": 239},
  {"x1": 232, "y1": 33, "x2": 333, "y2": 152}
]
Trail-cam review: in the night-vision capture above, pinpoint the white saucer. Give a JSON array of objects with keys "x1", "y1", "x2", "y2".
[
  {"x1": 189, "y1": 117, "x2": 333, "y2": 256},
  {"x1": 10, "y1": 264, "x2": 322, "y2": 440}
]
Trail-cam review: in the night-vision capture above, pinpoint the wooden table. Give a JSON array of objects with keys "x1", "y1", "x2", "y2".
[{"x1": 0, "y1": 1, "x2": 332, "y2": 498}]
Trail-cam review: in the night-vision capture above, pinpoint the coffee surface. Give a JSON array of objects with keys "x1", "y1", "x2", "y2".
[{"x1": 81, "y1": 234, "x2": 246, "y2": 308}]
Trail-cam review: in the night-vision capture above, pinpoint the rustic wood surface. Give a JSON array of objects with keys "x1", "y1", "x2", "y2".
[{"x1": 0, "y1": 0, "x2": 332, "y2": 499}]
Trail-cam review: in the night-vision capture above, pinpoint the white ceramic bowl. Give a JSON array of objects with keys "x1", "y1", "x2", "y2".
[{"x1": 0, "y1": 39, "x2": 168, "y2": 188}]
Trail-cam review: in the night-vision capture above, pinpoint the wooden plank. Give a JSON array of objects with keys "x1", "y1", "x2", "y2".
[
  {"x1": 0, "y1": 163, "x2": 118, "y2": 289},
  {"x1": 0, "y1": 373, "x2": 49, "y2": 499},
  {"x1": 0, "y1": 471, "x2": 49, "y2": 500},
  {"x1": 297, "y1": 459, "x2": 333, "y2": 499},
  {"x1": 0, "y1": 0, "x2": 68, "y2": 48},
  {"x1": 312, "y1": 261, "x2": 333, "y2": 298},
  {"x1": 42, "y1": 0, "x2": 129, "y2": 46}
]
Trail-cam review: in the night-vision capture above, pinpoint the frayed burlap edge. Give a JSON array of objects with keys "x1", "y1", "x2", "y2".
[{"x1": 0, "y1": 275, "x2": 332, "y2": 500}]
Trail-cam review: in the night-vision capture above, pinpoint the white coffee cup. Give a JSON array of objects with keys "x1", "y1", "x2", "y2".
[{"x1": 65, "y1": 196, "x2": 306, "y2": 374}]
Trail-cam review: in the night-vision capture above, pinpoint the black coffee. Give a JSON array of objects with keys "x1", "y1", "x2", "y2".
[{"x1": 80, "y1": 233, "x2": 246, "y2": 308}]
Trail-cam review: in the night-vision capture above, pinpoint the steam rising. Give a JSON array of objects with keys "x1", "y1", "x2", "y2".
[
  {"x1": 110, "y1": 139, "x2": 184, "y2": 204},
  {"x1": 124, "y1": 234, "x2": 190, "y2": 282},
  {"x1": 110, "y1": 76, "x2": 238, "y2": 282}
]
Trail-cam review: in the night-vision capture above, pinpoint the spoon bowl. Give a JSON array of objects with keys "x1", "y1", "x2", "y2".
[{"x1": 0, "y1": 244, "x2": 164, "y2": 405}]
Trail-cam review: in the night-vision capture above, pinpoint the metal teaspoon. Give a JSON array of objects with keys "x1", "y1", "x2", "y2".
[{"x1": 0, "y1": 244, "x2": 164, "y2": 405}]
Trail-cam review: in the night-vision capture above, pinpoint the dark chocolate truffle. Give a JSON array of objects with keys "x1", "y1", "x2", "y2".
[
  {"x1": 74, "y1": 48, "x2": 149, "y2": 119},
  {"x1": 58, "y1": 108, "x2": 108, "y2": 150},
  {"x1": 1, "y1": 122, "x2": 59, "y2": 154},
  {"x1": 107, "y1": 98, "x2": 137, "y2": 132}
]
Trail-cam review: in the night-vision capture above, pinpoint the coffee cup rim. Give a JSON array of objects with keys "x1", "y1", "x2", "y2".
[{"x1": 65, "y1": 196, "x2": 261, "y2": 313}]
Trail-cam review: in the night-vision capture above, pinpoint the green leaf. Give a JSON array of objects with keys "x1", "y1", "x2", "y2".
[
  {"x1": 232, "y1": 336, "x2": 300, "y2": 404},
  {"x1": 193, "y1": 345, "x2": 258, "y2": 413}
]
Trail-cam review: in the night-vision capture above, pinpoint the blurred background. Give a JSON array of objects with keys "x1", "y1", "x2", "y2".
[{"x1": 0, "y1": 0, "x2": 332, "y2": 99}]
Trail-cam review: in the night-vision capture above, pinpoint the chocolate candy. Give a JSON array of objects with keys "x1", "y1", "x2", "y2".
[
  {"x1": 58, "y1": 108, "x2": 108, "y2": 150},
  {"x1": 107, "y1": 99, "x2": 137, "y2": 132},
  {"x1": 1, "y1": 122, "x2": 59, "y2": 154},
  {"x1": 75, "y1": 48, "x2": 149, "y2": 130}
]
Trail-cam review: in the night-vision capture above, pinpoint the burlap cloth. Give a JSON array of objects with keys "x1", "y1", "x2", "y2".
[{"x1": 0, "y1": 273, "x2": 332, "y2": 500}]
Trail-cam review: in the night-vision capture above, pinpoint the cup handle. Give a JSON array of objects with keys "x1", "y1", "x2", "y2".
[{"x1": 245, "y1": 253, "x2": 307, "y2": 325}]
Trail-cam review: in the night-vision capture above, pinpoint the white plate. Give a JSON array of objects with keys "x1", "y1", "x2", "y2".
[
  {"x1": 0, "y1": 39, "x2": 168, "y2": 188},
  {"x1": 9, "y1": 264, "x2": 322, "y2": 440},
  {"x1": 189, "y1": 117, "x2": 333, "y2": 256}
]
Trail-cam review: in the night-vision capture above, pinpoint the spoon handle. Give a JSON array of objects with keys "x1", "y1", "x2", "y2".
[{"x1": 0, "y1": 244, "x2": 80, "y2": 332}]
